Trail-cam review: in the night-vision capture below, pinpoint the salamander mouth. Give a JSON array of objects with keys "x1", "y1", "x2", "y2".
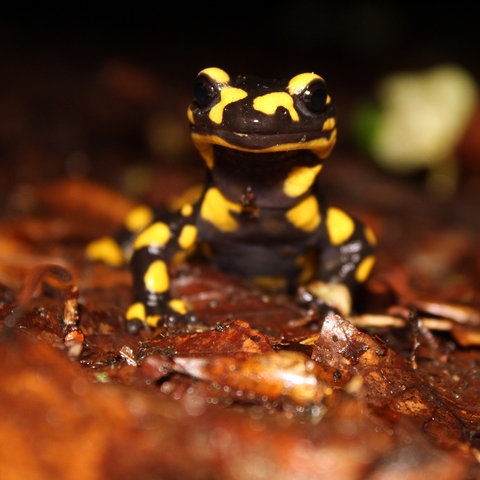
[{"x1": 191, "y1": 126, "x2": 335, "y2": 152}]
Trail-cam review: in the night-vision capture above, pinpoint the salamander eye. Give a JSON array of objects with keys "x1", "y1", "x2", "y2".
[
  {"x1": 301, "y1": 80, "x2": 328, "y2": 113},
  {"x1": 193, "y1": 74, "x2": 219, "y2": 108}
]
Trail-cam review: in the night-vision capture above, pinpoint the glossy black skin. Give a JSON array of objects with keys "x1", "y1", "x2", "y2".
[
  {"x1": 190, "y1": 73, "x2": 334, "y2": 149},
  {"x1": 125, "y1": 68, "x2": 376, "y2": 330}
]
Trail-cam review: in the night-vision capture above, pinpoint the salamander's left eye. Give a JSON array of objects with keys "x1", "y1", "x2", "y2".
[
  {"x1": 193, "y1": 74, "x2": 219, "y2": 108},
  {"x1": 301, "y1": 80, "x2": 328, "y2": 113}
]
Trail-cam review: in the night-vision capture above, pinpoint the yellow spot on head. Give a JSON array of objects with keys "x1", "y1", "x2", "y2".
[
  {"x1": 199, "y1": 67, "x2": 230, "y2": 84},
  {"x1": 85, "y1": 237, "x2": 125, "y2": 267},
  {"x1": 287, "y1": 73, "x2": 324, "y2": 95},
  {"x1": 253, "y1": 92, "x2": 299, "y2": 122},
  {"x1": 178, "y1": 224, "x2": 198, "y2": 250},
  {"x1": 126, "y1": 302, "x2": 146, "y2": 322},
  {"x1": 125, "y1": 205, "x2": 154, "y2": 232},
  {"x1": 286, "y1": 195, "x2": 321, "y2": 232},
  {"x1": 200, "y1": 187, "x2": 242, "y2": 232},
  {"x1": 144, "y1": 260, "x2": 169, "y2": 293},
  {"x1": 283, "y1": 165, "x2": 322, "y2": 197},
  {"x1": 209, "y1": 86, "x2": 248, "y2": 124},
  {"x1": 355, "y1": 255, "x2": 375, "y2": 283},
  {"x1": 134, "y1": 222, "x2": 171, "y2": 250},
  {"x1": 326, "y1": 207, "x2": 355, "y2": 245},
  {"x1": 194, "y1": 67, "x2": 234, "y2": 126}
]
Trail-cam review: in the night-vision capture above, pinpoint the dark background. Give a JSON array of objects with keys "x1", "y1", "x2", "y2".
[
  {"x1": 0, "y1": 2, "x2": 479, "y2": 192},
  {"x1": 1, "y1": 3, "x2": 478, "y2": 86}
]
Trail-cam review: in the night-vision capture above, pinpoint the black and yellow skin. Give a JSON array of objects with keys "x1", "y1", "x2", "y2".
[{"x1": 87, "y1": 67, "x2": 376, "y2": 332}]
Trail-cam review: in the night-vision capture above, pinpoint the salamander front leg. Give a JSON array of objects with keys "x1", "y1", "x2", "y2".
[
  {"x1": 125, "y1": 211, "x2": 199, "y2": 333},
  {"x1": 126, "y1": 247, "x2": 191, "y2": 333},
  {"x1": 304, "y1": 207, "x2": 377, "y2": 317}
]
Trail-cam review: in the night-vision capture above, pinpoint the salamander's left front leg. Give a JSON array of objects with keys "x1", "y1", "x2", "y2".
[
  {"x1": 306, "y1": 207, "x2": 377, "y2": 316},
  {"x1": 125, "y1": 205, "x2": 199, "y2": 333}
]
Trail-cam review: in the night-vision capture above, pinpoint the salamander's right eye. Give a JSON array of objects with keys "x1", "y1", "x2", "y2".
[{"x1": 193, "y1": 74, "x2": 219, "y2": 108}]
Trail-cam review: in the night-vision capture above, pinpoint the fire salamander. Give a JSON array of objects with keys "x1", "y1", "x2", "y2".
[{"x1": 87, "y1": 67, "x2": 376, "y2": 333}]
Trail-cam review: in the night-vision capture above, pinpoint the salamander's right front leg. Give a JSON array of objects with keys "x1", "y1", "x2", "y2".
[
  {"x1": 126, "y1": 246, "x2": 188, "y2": 332},
  {"x1": 125, "y1": 209, "x2": 199, "y2": 333}
]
